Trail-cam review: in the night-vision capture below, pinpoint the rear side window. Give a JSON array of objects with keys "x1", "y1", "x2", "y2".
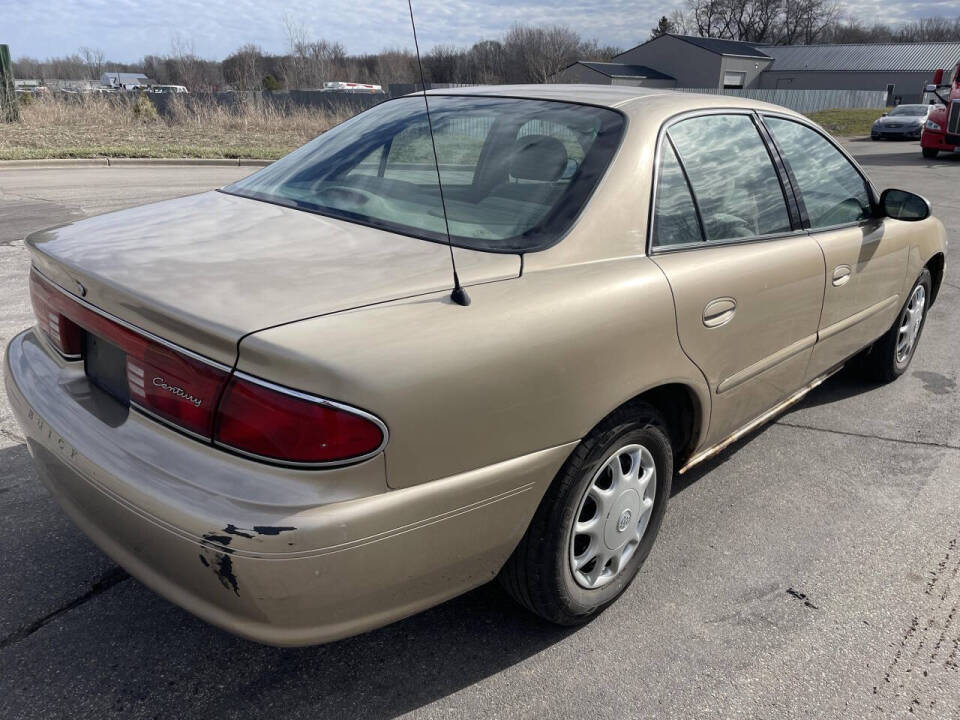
[
  {"x1": 763, "y1": 117, "x2": 872, "y2": 229},
  {"x1": 668, "y1": 114, "x2": 792, "y2": 242},
  {"x1": 652, "y1": 142, "x2": 702, "y2": 247}
]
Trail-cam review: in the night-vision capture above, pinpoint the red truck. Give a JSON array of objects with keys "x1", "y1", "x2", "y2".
[{"x1": 921, "y1": 63, "x2": 960, "y2": 158}]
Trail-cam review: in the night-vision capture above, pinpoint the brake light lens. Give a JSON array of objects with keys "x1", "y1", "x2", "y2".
[
  {"x1": 29, "y1": 271, "x2": 84, "y2": 357},
  {"x1": 29, "y1": 269, "x2": 229, "y2": 436},
  {"x1": 30, "y1": 269, "x2": 387, "y2": 465},
  {"x1": 124, "y1": 343, "x2": 229, "y2": 437},
  {"x1": 215, "y1": 375, "x2": 385, "y2": 464}
]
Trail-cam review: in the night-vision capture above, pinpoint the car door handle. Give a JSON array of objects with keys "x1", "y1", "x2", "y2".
[
  {"x1": 832, "y1": 265, "x2": 852, "y2": 287},
  {"x1": 703, "y1": 297, "x2": 737, "y2": 328}
]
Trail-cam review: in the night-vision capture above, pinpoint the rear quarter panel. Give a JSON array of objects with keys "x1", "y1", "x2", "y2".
[{"x1": 236, "y1": 258, "x2": 709, "y2": 489}]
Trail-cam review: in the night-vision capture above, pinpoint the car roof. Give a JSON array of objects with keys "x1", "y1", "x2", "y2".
[{"x1": 422, "y1": 84, "x2": 804, "y2": 119}]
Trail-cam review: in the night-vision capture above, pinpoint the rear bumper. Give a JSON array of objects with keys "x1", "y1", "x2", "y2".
[{"x1": 5, "y1": 328, "x2": 570, "y2": 645}]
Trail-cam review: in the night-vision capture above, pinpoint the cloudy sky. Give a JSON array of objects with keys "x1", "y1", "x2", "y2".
[{"x1": 1, "y1": 0, "x2": 956, "y2": 61}]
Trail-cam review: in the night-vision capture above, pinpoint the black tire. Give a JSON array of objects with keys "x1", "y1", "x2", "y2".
[
  {"x1": 499, "y1": 403, "x2": 673, "y2": 625},
  {"x1": 862, "y1": 268, "x2": 932, "y2": 383},
  {"x1": 922, "y1": 147, "x2": 939, "y2": 159}
]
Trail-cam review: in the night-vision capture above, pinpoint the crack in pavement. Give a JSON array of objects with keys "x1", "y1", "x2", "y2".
[
  {"x1": 776, "y1": 420, "x2": 960, "y2": 452},
  {"x1": 0, "y1": 567, "x2": 129, "y2": 650},
  {"x1": 0, "y1": 426, "x2": 25, "y2": 444}
]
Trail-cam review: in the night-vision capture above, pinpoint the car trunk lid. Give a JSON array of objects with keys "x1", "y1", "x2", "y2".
[{"x1": 27, "y1": 190, "x2": 521, "y2": 365}]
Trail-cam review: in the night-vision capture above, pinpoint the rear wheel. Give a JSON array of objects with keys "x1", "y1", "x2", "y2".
[
  {"x1": 922, "y1": 147, "x2": 939, "y2": 159},
  {"x1": 862, "y1": 269, "x2": 931, "y2": 382},
  {"x1": 499, "y1": 404, "x2": 672, "y2": 625}
]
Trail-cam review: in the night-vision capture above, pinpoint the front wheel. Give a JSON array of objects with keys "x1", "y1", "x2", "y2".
[
  {"x1": 861, "y1": 268, "x2": 931, "y2": 382},
  {"x1": 922, "y1": 147, "x2": 939, "y2": 159},
  {"x1": 499, "y1": 404, "x2": 672, "y2": 625}
]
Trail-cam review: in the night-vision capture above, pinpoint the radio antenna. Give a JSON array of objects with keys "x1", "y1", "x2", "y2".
[{"x1": 406, "y1": 0, "x2": 470, "y2": 306}]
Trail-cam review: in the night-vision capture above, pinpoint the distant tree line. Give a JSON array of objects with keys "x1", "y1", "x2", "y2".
[
  {"x1": 11, "y1": 22, "x2": 618, "y2": 92},
  {"x1": 12, "y1": 12, "x2": 960, "y2": 92},
  {"x1": 657, "y1": 2, "x2": 960, "y2": 45}
]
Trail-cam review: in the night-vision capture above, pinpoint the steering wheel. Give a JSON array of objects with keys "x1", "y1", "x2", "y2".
[{"x1": 314, "y1": 184, "x2": 385, "y2": 212}]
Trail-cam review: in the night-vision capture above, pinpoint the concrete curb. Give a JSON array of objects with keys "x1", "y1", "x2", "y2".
[{"x1": 0, "y1": 158, "x2": 272, "y2": 169}]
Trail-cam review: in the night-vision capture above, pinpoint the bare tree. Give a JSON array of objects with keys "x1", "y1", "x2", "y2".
[
  {"x1": 465, "y1": 40, "x2": 505, "y2": 84},
  {"x1": 503, "y1": 24, "x2": 582, "y2": 83},
  {"x1": 780, "y1": 0, "x2": 840, "y2": 44},
  {"x1": 424, "y1": 45, "x2": 461, "y2": 83},
  {"x1": 282, "y1": 14, "x2": 309, "y2": 89},
  {"x1": 678, "y1": 0, "x2": 839, "y2": 44},
  {"x1": 223, "y1": 43, "x2": 264, "y2": 91},
  {"x1": 79, "y1": 46, "x2": 105, "y2": 80}
]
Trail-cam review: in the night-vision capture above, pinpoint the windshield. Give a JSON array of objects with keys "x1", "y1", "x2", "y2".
[
  {"x1": 889, "y1": 105, "x2": 927, "y2": 116},
  {"x1": 223, "y1": 96, "x2": 625, "y2": 253}
]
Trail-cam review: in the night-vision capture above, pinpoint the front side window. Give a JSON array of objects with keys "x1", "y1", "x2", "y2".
[
  {"x1": 223, "y1": 96, "x2": 625, "y2": 253},
  {"x1": 764, "y1": 117, "x2": 872, "y2": 229},
  {"x1": 667, "y1": 114, "x2": 792, "y2": 242},
  {"x1": 652, "y1": 142, "x2": 702, "y2": 248}
]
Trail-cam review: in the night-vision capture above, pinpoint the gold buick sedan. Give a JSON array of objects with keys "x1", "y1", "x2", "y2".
[{"x1": 5, "y1": 86, "x2": 947, "y2": 646}]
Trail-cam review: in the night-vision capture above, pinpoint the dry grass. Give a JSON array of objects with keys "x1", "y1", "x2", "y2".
[
  {"x1": 1, "y1": 94, "x2": 881, "y2": 161},
  {"x1": 805, "y1": 108, "x2": 885, "y2": 138},
  {"x1": 0, "y1": 93, "x2": 354, "y2": 160}
]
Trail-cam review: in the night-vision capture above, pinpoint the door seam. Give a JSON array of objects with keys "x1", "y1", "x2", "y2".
[{"x1": 648, "y1": 256, "x2": 714, "y2": 433}]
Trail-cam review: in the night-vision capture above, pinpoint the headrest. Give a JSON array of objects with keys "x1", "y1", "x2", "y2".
[{"x1": 510, "y1": 134, "x2": 568, "y2": 182}]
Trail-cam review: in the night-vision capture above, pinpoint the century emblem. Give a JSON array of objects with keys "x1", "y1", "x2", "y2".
[
  {"x1": 152, "y1": 377, "x2": 203, "y2": 407},
  {"x1": 617, "y1": 508, "x2": 633, "y2": 533}
]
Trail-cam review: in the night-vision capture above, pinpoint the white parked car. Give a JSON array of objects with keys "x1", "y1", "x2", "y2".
[{"x1": 151, "y1": 85, "x2": 189, "y2": 94}]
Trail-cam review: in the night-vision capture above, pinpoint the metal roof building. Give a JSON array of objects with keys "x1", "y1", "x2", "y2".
[
  {"x1": 550, "y1": 34, "x2": 959, "y2": 103},
  {"x1": 761, "y1": 42, "x2": 960, "y2": 72},
  {"x1": 550, "y1": 61, "x2": 675, "y2": 87},
  {"x1": 755, "y1": 42, "x2": 960, "y2": 101},
  {"x1": 100, "y1": 72, "x2": 155, "y2": 90},
  {"x1": 668, "y1": 35, "x2": 770, "y2": 59}
]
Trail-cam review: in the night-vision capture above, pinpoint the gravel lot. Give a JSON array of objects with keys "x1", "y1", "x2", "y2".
[{"x1": 0, "y1": 141, "x2": 958, "y2": 719}]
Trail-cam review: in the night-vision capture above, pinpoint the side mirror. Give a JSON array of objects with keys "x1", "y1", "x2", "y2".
[
  {"x1": 880, "y1": 188, "x2": 931, "y2": 222},
  {"x1": 881, "y1": 112, "x2": 888, "y2": 116},
  {"x1": 933, "y1": 69, "x2": 944, "y2": 85}
]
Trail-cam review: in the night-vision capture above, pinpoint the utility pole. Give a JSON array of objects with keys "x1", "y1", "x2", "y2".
[{"x1": 0, "y1": 44, "x2": 20, "y2": 122}]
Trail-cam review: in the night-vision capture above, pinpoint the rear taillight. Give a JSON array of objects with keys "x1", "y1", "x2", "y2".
[
  {"x1": 30, "y1": 269, "x2": 386, "y2": 465},
  {"x1": 215, "y1": 375, "x2": 386, "y2": 465},
  {"x1": 30, "y1": 269, "x2": 230, "y2": 436},
  {"x1": 30, "y1": 271, "x2": 84, "y2": 357},
  {"x1": 124, "y1": 342, "x2": 229, "y2": 438}
]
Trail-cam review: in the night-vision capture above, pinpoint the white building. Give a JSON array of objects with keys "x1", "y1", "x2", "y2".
[{"x1": 100, "y1": 72, "x2": 155, "y2": 90}]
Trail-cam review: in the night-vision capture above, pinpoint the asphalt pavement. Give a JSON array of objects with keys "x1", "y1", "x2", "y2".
[{"x1": 0, "y1": 142, "x2": 958, "y2": 719}]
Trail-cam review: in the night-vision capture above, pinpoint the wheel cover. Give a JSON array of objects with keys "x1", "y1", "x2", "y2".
[
  {"x1": 569, "y1": 443, "x2": 657, "y2": 590},
  {"x1": 896, "y1": 284, "x2": 926, "y2": 364}
]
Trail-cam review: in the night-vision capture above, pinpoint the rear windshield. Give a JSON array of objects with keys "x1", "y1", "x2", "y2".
[{"x1": 222, "y1": 96, "x2": 625, "y2": 253}]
